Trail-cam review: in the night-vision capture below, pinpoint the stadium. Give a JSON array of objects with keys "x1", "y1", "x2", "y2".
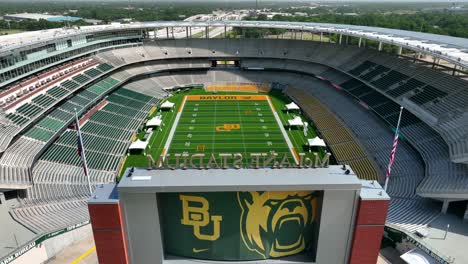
[{"x1": 0, "y1": 21, "x2": 467, "y2": 263}]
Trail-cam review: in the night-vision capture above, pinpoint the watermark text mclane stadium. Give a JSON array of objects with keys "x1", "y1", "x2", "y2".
[{"x1": 157, "y1": 152, "x2": 331, "y2": 169}]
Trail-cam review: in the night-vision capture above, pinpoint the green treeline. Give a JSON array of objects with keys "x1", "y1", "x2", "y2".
[
  {"x1": 0, "y1": 1, "x2": 467, "y2": 39},
  {"x1": 252, "y1": 12, "x2": 468, "y2": 39},
  {"x1": 0, "y1": 19, "x2": 88, "y2": 32}
]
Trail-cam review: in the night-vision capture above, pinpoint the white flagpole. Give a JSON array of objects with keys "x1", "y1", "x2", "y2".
[
  {"x1": 75, "y1": 109, "x2": 93, "y2": 195},
  {"x1": 384, "y1": 106, "x2": 404, "y2": 192}
]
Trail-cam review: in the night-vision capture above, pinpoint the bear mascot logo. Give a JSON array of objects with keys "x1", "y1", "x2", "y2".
[{"x1": 237, "y1": 191, "x2": 319, "y2": 258}]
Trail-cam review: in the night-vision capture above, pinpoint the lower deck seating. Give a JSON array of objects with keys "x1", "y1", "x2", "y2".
[
  {"x1": 11, "y1": 88, "x2": 159, "y2": 233},
  {"x1": 285, "y1": 87, "x2": 380, "y2": 181},
  {"x1": 332, "y1": 74, "x2": 468, "y2": 198},
  {"x1": 37, "y1": 88, "x2": 157, "y2": 175},
  {"x1": 10, "y1": 199, "x2": 89, "y2": 233},
  {"x1": 0, "y1": 76, "x2": 121, "y2": 189},
  {"x1": 285, "y1": 76, "x2": 440, "y2": 232}
]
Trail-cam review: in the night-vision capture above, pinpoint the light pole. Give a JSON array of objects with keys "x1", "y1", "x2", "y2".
[{"x1": 444, "y1": 224, "x2": 450, "y2": 240}]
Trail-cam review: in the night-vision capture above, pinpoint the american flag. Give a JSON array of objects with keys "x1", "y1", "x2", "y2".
[
  {"x1": 386, "y1": 127, "x2": 399, "y2": 178},
  {"x1": 384, "y1": 107, "x2": 403, "y2": 191}
]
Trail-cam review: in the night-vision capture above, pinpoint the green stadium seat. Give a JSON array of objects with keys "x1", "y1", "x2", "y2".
[
  {"x1": 47, "y1": 86, "x2": 68, "y2": 99},
  {"x1": 72, "y1": 74, "x2": 91, "y2": 84},
  {"x1": 96, "y1": 63, "x2": 114, "y2": 72},
  {"x1": 31, "y1": 94, "x2": 56, "y2": 108},
  {"x1": 24, "y1": 126, "x2": 55, "y2": 142},
  {"x1": 84, "y1": 68, "x2": 102, "y2": 78},
  {"x1": 61, "y1": 80, "x2": 80, "y2": 90},
  {"x1": 36, "y1": 117, "x2": 65, "y2": 132},
  {"x1": 6, "y1": 113, "x2": 29, "y2": 125},
  {"x1": 16, "y1": 103, "x2": 43, "y2": 118}
]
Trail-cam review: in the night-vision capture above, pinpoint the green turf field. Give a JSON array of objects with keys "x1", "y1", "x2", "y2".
[
  {"x1": 120, "y1": 89, "x2": 329, "y2": 178},
  {"x1": 165, "y1": 95, "x2": 295, "y2": 164}
]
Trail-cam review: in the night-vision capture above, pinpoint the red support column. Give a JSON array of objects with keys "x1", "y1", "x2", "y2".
[
  {"x1": 88, "y1": 184, "x2": 128, "y2": 264},
  {"x1": 349, "y1": 181, "x2": 390, "y2": 264}
]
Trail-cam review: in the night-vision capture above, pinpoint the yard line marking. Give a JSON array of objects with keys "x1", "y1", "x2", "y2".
[
  {"x1": 211, "y1": 100, "x2": 217, "y2": 153},
  {"x1": 70, "y1": 246, "x2": 96, "y2": 264},
  {"x1": 266, "y1": 96, "x2": 276, "y2": 112},
  {"x1": 178, "y1": 97, "x2": 187, "y2": 112},
  {"x1": 291, "y1": 147, "x2": 300, "y2": 163},
  {"x1": 236, "y1": 100, "x2": 248, "y2": 160}
]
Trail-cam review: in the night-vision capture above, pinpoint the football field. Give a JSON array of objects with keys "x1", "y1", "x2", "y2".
[{"x1": 165, "y1": 95, "x2": 296, "y2": 164}]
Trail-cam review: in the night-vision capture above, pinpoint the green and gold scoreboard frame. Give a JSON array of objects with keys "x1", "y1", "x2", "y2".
[{"x1": 111, "y1": 166, "x2": 376, "y2": 264}]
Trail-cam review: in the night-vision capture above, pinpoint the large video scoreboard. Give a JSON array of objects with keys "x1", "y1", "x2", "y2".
[
  {"x1": 159, "y1": 190, "x2": 322, "y2": 260},
  {"x1": 88, "y1": 167, "x2": 389, "y2": 264}
]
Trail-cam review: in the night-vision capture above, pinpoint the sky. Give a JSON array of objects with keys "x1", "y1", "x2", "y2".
[{"x1": 7, "y1": 0, "x2": 468, "y2": 2}]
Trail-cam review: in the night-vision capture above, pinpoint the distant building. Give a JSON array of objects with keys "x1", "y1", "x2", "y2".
[
  {"x1": 116, "y1": 18, "x2": 133, "y2": 23},
  {"x1": 343, "y1": 13, "x2": 359, "y2": 16},
  {"x1": 4, "y1": 13, "x2": 81, "y2": 22},
  {"x1": 83, "y1": 19, "x2": 103, "y2": 25},
  {"x1": 294, "y1": 12, "x2": 308, "y2": 17},
  {"x1": 446, "y1": 6, "x2": 468, "y2": 12}
]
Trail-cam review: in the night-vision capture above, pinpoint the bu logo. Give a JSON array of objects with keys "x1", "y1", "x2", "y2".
[
  {"x1": 215, "y1": 124, "x2": 241, "y2": 132},
  {"x1": 180, "y1": 195, "x2": 223, "y2": 241}
]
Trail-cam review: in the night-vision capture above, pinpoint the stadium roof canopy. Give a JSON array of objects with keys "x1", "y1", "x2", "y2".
[{"x1": 0, "y1": 21, "x2": 467, "y2": 68}]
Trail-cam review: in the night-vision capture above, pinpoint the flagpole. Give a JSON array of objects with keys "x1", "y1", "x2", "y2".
[
  {"x1": 384, "y1": 106, "x2": 404, "y2": 192},
  {"x1": 75, "y1": 108, "x2": 93, "y2": 195}
]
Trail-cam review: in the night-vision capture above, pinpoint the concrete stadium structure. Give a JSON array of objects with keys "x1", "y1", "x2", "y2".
[{"x1": 0, "y1": 21, "x2": 467, "y2": 263}]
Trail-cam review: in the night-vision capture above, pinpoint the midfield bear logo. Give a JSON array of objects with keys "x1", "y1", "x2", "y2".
[
  {"x1": 215, "y1": 124, "x2": 241, "y2": 132},
  {"x1": 237, "y1": 191, "x2": 318, "y2": 258},
  {"x1": 180, "y1": 195, "x2": 223, "y2": 241}
]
